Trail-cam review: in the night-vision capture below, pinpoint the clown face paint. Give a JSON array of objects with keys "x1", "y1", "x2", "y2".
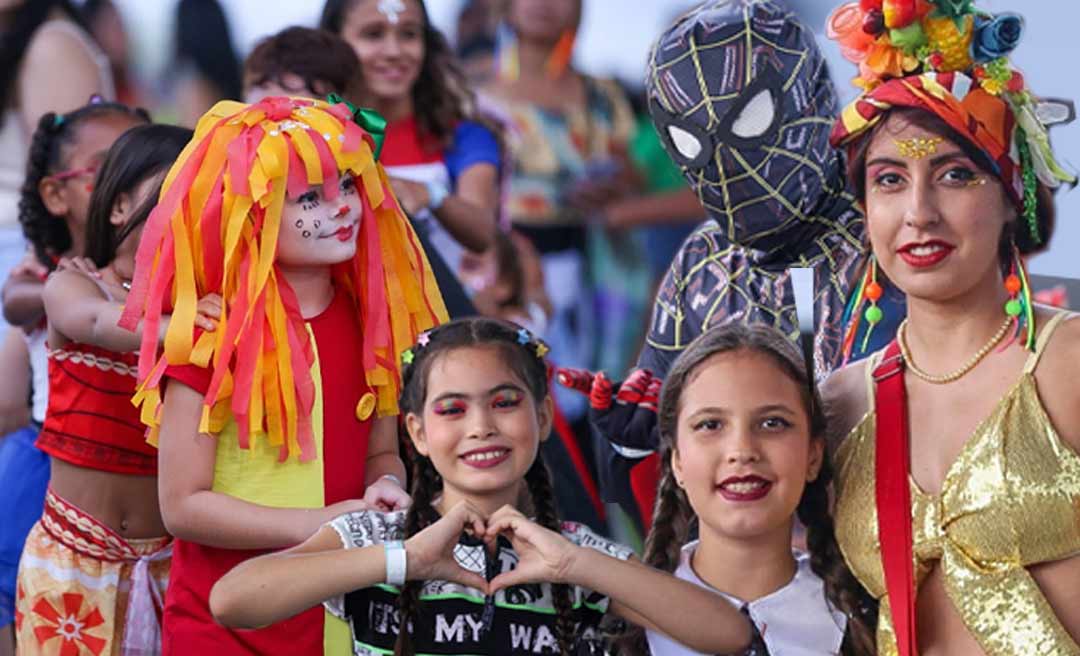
[{"x1": 277, "y1": 173, "x2": 362, "y2": 268}]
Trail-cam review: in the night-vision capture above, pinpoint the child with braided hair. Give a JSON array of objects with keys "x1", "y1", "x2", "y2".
[
  {"x1": 622, "y1": 323, "x2": 875, "y2": 656},
  {"x1": 0, "y1": 98, "x2": 146, "y2": 647},
  {"x1": 16, "y1": 121, "x2": 201, "y2": 656},
  {"x1": 3, "y1": 99, "x2": 148, "y2": 328},
  {"x1": 209, "y1": 317, "x2": 757, "y2": 656}
]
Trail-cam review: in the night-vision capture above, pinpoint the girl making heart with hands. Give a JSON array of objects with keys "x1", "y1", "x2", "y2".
[{"x1": 210, "y1": 317, "x2": 757, "y2": 655}]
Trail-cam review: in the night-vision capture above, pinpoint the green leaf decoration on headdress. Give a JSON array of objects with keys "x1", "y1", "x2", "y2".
[
  {"x1": 326, "y1": 93, "x2": 387, "y2": 160},
  {"x1": 932, "y1": 0, "x2": 975, "y2": 28}
]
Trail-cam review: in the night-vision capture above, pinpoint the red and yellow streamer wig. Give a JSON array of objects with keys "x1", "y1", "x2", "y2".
[{"x1": 120, "y1": 96, "x2": 447, "y2": 461}]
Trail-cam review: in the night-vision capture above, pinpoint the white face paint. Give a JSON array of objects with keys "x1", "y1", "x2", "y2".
[{"x1": 377, "y1": 0, "x2": 406, "y2": 24}]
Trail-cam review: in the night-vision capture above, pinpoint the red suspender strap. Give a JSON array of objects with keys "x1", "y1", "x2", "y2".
[
  {"x1": 872, "y1": 340, "x2": 918, "y2": 656},
  {"x1": 546, "y1": 368, "x2": 606, "y2": 521}
]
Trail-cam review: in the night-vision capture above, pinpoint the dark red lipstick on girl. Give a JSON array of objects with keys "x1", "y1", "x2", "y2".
[{"x1": 716, "y1": 475, "x2": 772, "y2": 502}]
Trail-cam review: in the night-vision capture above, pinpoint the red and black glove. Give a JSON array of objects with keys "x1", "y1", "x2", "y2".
[
  {"x1": 556, "y1": 367, "x2": 662, "y2": 458},
  {"x1": 557, "y1": 367, "x2": 664, "y2": 530}
]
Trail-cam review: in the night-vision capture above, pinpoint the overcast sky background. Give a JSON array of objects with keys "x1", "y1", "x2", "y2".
[{"x1": 112, "y1": 0, "x2": 1077, "y2": 278}]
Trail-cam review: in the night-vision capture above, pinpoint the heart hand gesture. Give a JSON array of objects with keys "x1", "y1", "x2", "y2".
[
  {"x1": 405, "y1": 501, "x2": 490, "y2": 591},
  {"x1": 485, "y1": 506, "x2": 578, "y2": 594}
]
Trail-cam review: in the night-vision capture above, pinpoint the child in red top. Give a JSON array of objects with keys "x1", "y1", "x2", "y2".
[
  {"x1": 16, "y1": 122, "x2": 197, "y2": 656},
  {"x1": 119, "y1": 96, "x2": 447, "y2": 655}
]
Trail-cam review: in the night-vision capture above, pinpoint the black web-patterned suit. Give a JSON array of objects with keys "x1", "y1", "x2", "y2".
[
  {"x1": 641, "y1": 0, "x2": 874, "y2": 379},
  {"x1": 577, "y1": 0, "x2": 903, "y2": 523}
]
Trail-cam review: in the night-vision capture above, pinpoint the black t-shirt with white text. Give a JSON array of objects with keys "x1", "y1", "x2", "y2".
[{"x1": 325, "y1": 510, "x2": 634, "y2": 655}]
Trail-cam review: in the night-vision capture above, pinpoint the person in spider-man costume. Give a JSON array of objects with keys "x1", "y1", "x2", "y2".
[{"x1": 560, "y1": 0, "x2": 903, "y2": 529}]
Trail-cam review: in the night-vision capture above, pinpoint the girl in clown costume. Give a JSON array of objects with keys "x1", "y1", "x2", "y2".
[{"x1": 118, "y1": 96, "x2": 447, "y2": 655}]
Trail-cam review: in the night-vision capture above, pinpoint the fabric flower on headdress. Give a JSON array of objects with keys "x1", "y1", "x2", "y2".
[
  {"x1": 971, "y1": 13, "x2": 1023, "y2": 62},
  {"x1": 828, "y1": 0, "x2": 1076, "y2": 249},
  {"x1": 828, "y1": 0, "x2": 934, "y2": 88}
]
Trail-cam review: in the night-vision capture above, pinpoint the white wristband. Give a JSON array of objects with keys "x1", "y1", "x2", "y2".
[
  {"x1": 384, "y1": 540, "x2": 407, "y2": 587},
  {"x1": 378, "y1": 474, "x2": 404, "y2": 489}
]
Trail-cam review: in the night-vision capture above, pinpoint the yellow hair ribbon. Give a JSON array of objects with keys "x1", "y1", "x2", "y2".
[{"x1": 288, "y1": 128, "x2": 324, "y2": 186}]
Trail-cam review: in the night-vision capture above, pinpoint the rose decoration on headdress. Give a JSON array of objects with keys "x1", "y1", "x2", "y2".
[{"x1": 971, "y1": 12, "x2": 1023, "y2": 62}]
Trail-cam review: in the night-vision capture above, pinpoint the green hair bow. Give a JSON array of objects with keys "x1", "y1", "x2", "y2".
[{"x1": 326, "y1": 93, "x2": 387, "y2": 160}]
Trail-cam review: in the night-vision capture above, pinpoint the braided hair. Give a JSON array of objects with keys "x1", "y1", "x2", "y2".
[
  {"x1": 621, "y1": 323, "x2": 877, "y2": 655},
  {"x1": 523, "y1": 457, "x2": 577, "y2": 656},
  {"x1": 18, "y1": 100, "x2": 148, "y2": 268},
  {"x1": 392, "y1": 449, "x2": 442, "y2": 656},
  {"x1": 395, "y1": 316, "x2": 577, "y2": 656},
  {"x1": 796, "y1": 451, "x2": 878, "y2": 654}
]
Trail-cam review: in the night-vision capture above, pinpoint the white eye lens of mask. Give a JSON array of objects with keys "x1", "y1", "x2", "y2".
[
  {"x1": 730, "y1": 89, "x2": 776, "y2": 139},
  {"x1": 668, "y1": 125, "x2": 703, "y2": 160}
]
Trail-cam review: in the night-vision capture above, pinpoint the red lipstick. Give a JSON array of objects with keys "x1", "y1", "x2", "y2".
[
  {"x1": 335, "y1": 224, "x2": 355, "y2": 242},
  {"x1": 897, "y1": 240, "x2": 954, "y2": 268},
  {"x1": 716, "y1": 475, "x2": 772, "y2": 502}
]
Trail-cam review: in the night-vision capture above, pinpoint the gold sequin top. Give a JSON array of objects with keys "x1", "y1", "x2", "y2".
[{"x1": 834, "y1": 312, "x2": 1080, "y2": 656}]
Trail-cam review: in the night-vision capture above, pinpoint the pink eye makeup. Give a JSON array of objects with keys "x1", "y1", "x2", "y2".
[
  {"x1": 432, "y1": 399, "x2": 467, "y2": 416},
  {"x1": 492, "y1": 389, "x2": 524, "y2": 408},
  {"x1": 867, "y1": 164, "x2": 905, "y2": 190}
]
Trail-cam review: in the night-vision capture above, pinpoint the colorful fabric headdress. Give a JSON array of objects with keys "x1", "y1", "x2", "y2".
[
  {"x1": 829, "y1": 0, "x2": 1075, "y2": 358},
  {"x1": 828, "y1": 1, "x2": 1075, "y2": 223},
  {"x1": 120, "y1": 96, "x2": 448, "y2": 461}
]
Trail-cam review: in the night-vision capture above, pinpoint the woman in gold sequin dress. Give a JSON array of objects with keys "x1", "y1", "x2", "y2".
[{"x1": 820, "y1": 1, "x2": 1080, "y2": 654}]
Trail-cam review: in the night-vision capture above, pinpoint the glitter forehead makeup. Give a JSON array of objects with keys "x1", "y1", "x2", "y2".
[
  {"x1": 893, "y1": 137, "x2": 943, "y2": 160},
  {"x1": 378, "y1": 0, "x2": 406, "y2": 24}
]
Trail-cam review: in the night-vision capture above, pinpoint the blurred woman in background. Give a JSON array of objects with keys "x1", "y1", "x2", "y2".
[
  {"x1": 0, "y1": 0, "x2": 114, "y2": 328},
  {"x1": 484, "y1": 0, "x2": 648, "y2": 410},
  {"x1": 170, "y1": 0, "x2": 242, "y2": 127},
  {"x1": 320, "y1": 0, "x2": 501, "y2": 287}
]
